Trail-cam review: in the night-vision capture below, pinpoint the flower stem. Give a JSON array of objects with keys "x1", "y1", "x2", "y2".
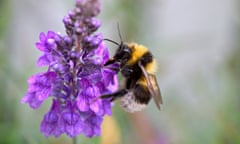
[{"x1": 73, "y1": 137, "x2": 77, "y2": 144}]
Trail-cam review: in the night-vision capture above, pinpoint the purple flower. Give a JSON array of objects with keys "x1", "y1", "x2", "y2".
[
  {"x1": 21, "y1": 0, "x2": 118, "y2": 138},
  {"x1": 21, "y1": 71, "x2": 56, "y2": 109},
  {"x1": 40, "y1": 99, "x2": 64, "y2": 137},
  {"x1": 61, "y1": 100, "x2": 84, "y2": 137},
  {"x1": 82, "y1": 112, "x2": 103, "y2": 137}
]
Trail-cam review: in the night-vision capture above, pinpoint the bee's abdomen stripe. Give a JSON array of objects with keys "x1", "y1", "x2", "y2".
[{"x1": 133, "y1": 84, "x2": 151, "y2": 104}]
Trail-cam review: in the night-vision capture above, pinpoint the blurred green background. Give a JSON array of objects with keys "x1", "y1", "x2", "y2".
[{"x1": 0, "y1": 0, "x2": 240, "y2": 143}]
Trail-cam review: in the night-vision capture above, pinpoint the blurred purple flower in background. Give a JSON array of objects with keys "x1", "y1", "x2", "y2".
[{"x1": 21, "y1": 0, "x2": 118, "y2": 138}]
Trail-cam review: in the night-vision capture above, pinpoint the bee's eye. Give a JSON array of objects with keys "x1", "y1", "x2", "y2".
[
  {"x1": 121, "y1": 44, "x2": 131, "y2": 53},
  {"x1": 123, "y1": 48, "x2": 131, "y2": 53}
]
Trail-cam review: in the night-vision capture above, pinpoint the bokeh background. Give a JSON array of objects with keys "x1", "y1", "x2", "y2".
[{"x1": 0, "y1": 0, "x2": 239, "y2": 143}]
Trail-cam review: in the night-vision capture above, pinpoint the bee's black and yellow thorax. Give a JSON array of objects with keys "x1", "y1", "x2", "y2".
[{"x1": 123, "y1": 43, "x2": 157, "y2": 87}]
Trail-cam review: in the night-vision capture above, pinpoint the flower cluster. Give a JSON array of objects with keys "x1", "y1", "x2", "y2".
[{"x1": 21, "y1": 0, "x2": 118, "y2": 138}]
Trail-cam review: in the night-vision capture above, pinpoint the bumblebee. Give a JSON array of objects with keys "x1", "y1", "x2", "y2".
[{"x1": 100, "y1": 38, "x2": 163, "y2": 112}]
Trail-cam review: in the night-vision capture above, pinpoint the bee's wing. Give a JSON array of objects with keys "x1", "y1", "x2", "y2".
[
  {"x1": 138, "y1": 61, "x2": 163, "y2": 110},
  {"x1": 149, "y1": 74, "x2": 163, "y2": 104}
]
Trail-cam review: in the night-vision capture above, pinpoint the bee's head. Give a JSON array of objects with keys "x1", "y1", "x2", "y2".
[
  {"x1": 104, "y1": 24, "x2": 132, "y2": 66},
  {"x1": 114, "y1": 42, "x2": 132, "y2": 65},
  {"x1": 104, "y1": 39, "x2": 132, "y2": 66}
]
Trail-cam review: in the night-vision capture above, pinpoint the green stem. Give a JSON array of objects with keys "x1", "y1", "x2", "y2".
[{"x1": 73, "y1": 137, "x2": 77, "y2": 144}]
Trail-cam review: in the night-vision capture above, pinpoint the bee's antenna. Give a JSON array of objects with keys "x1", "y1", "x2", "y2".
[
  {"x1": 117, "y1": 22, "x2": 123, "y2": 43},
  {"x1": 103, "y1": 23, "x2": 123, "y2": 47},
  {"x1": 104, "y1": 38, "x2": 120, "y2": 46}
]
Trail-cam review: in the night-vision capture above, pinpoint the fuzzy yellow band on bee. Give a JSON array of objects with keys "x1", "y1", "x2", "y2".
[
  {"x1": 145, "y1": 59, "x2": 157, "y2": 74},
  {"x1": 126, "y1": 43, "x2": 149, "y2": 65},
  {"x1": 126, "y1": 43, "x2": 157, "y2": 74}
]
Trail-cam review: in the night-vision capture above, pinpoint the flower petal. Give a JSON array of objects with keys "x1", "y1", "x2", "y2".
[
  {"x1": 61, "y1": 101, "x2": 83, "y2": 137},
  {"x1": 82, "y1": 113, "x2": 103, "y2": 137},
  {"x1": 40, "y1": 99, "x2": 63, "y2": 138},
  {"x1": 39, "y1": 32, "x2": 46, "y2": 42},
  {"x1": 22, "y1": 71, "x2": 56, "y2": 109},
  {"x1": 77, "y1": 94, "x2": 89, "y2": 112},
  {"x1": 37, "y1": 54, "x2": 50, "y2": 67}
]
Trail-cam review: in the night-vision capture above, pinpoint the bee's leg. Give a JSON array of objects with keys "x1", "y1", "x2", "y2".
[
  {"x1": 105, "y1": 66, "x2": 119, "y2": 73},
  {"x1": 104, "y1": 59, "x2": 120, "y2": 73},
  {"x1": 100, "y1": 89, "x2": 128, "y2": 101},
  {"x1": 104, "y1": 58, "x2": 116, "y2": 66}
]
